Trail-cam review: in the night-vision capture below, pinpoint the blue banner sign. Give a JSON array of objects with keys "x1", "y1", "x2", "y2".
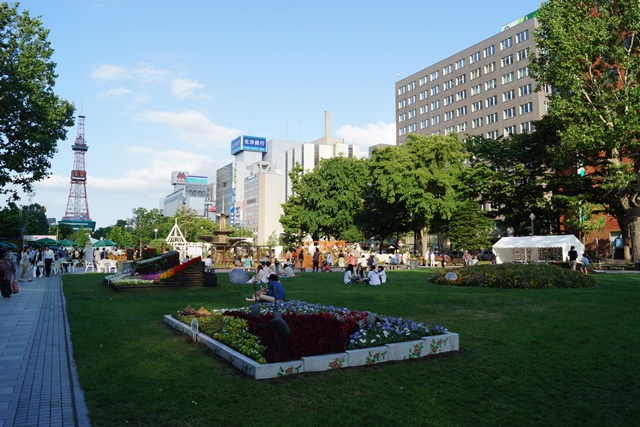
[{"x1": 231, "y1": 135, "x2": 267, "y2": 155}]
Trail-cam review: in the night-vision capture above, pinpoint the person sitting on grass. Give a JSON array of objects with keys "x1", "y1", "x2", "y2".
[
  {"x1": 377, "y1": 266, "x2": 387, "y2": 283},
  {"x1": 248, "y1": 273, "x2": 285, "y2": 302},
  {"x1": 343, "y1": 264, "x2": 358, "y2": 284},
  {"x1": 363, "y1": 266, "x2": 381, "y2": 286},
  {"x1": 280, "y1": 263, "x2": 296, "y2": 278},
  {"x1": 246, "y1": 265, "x2": 267, "y2": 284}
]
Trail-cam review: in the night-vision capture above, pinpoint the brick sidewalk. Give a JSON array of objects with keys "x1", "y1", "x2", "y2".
[{"x1": 0, "y1": 273, "x2": 90, "y2": 426}]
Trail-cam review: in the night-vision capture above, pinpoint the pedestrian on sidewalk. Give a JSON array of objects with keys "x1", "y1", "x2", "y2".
[
  {"x1": 1, "y1": 252, "x2": 17, "y2": 298},
  {"x1": 18, "y1": 247, "x2": 32, "y2": 282},
  {"x1": 43, "y1": 245, "x2": 55, "y2": 277}
]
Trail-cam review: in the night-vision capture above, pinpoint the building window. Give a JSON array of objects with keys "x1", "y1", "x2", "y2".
[
  {"x1": 398, "y1": 113, "x2": 406, "y2": 122},
  {"x1": 501, "y1": 54, "x2": 514, "y2": 67},
  {"x1": 444, "y1": 79, "x2": 453, "y2": 90},
  {"x1": 409, "y1": 109, "x2": 416, "y2": 118},
  {"x1": 398, "y1": 86, "x2": 406, "y2": 95},
  {"x1": 471, "y1": 100, "x2": 483, "y2": 112},
  {"x1": 457, "y1": 106, "x2": 467, "y2": 117},
  {"x1": 456, "y1": 74, "x2": 466, "y2": 86},
  {"x1": 484, "y1": 62, "x2": 496, "y2": 74},
  {"x1": 519, "y1": 83, "x2": 532, "y2": 96},
  {"x1": 472, "y1": 117, "x2": 483, "y2": 129},
  {"x1": 430, "y1": 70, "x2": 439, "y2": 80},
  {"x1": 444, "y1": 126, "x2": 455, "y2": 135},
  {"x1": 431, "y1": 85, "x2": 440, "y2": 96},
  {"x1": 517, "y1": 66, "x2": 530, "y2": 79},
  {"x1": 457, "y1": 122, "x2": 467, "y2": 132},
  {"x1": 470, "y1": 51, "x2": 481, "y2": 63},
  {"x1": 503, "y1": 89, "x2": 515, "y2": 102},
  {"x1": 399, "y1": 127, "x2": 407, "y2": 136},
  {"x1": 502, "y1": 71, "x2": 514, "y2": 84},
  {"x1": 504, "y1": 125, "x2": 517, "y2": 136},
  {"x1": 485, "y1": 79, "x2": 497, "y2": 91},
  {"x1": 486, "y1": 95, "x2": 498, "y2": 107},
  {"x1": 444, "y1": 95, "x2": 454, "y2": 106},
  {"x1": 484, "y1": 45, "x2": 495, "y2": 57},
  {"x1": 409, "y1": 123, "x2": 416, "y2": 132},
  {"x1": 420, "y1": 119, "x2": 429, "y2": 129},
  {"x1": 516, "y1": 29, "x2": 529, "y2": 43},
  {"x1": 445, "y1": 110, "x2": 454, "y2": 121},
  {"x1": 455, "y1": 58, "x2": 465, "y2": 70},
  {"x1": 517, "y1": 47, "x2": 530, "y2": 61},
  {"x1": 432, "y1": 115, "x2": 440, "y2": 125},
  {"x1": 487, "y1": 130, "x2": 499, "y2": 139},
  {"x1": 503, "y1": 107, "x2": 516, "y2": 119},
  {"x1": 408, "y1": 95, "x2": 416, "y2": 105},
  {"x1": 431, "y1": 99, "x2": 440, "y2": 110},
  {"x1": 443, "y1": 64, "x2": 452, "y2": 75},
  {"x1": 520, "y1": 102, "x2": 533, "y2": 115},
  {"x1": 419, "y1": 90, "x2": 428, "y2": 100},
  {"x1": 520, "y1": 121, "x2": 534, "y2": 133},
  {"x1": 432, "y1": 130, "x2": 441, "y2": 135},
  {"x1": 470, "y1": 68, "x2": 481, "y2": 80},
  {"x1": 471, "y1": 84, "x2": 482, "y2": 96},
  {"x1": 420, "y1": 105, "x2": 429, "y2": 114},
  {"x1": 398, "y1": 99, "x2": 406, "y2": 108},
  {"x1": 419, "y1": 76, "x2": 428, "y2": 86},
  {"x1": 487, "y1": 112, "x2": 498, "y2": 124},
  {"x1": 456, "y1": 90, "x2": 467, "y2": 101},
  {"x1": 500, "y1": 37, "x2": 512, "y2": 50}
]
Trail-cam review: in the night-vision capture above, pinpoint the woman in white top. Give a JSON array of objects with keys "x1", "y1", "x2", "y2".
[{"x1": 343, "y1": 264, "x2": 357, "y2": 284}]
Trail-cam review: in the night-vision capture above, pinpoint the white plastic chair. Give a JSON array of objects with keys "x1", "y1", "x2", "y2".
[
  {"x1": 85, "y1": 261, "x2": 96, "y2": 272},
  {"x1": 52, "y1": 260, "x2": 61, "y2": 275},
  {"x1": 107, "y1": 260, "x2": 117, "y2": 273}
]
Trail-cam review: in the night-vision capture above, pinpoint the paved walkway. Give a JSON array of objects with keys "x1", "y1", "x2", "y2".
[{"x1": 0, "y1": 272, "x2": 90, "y2": 427}]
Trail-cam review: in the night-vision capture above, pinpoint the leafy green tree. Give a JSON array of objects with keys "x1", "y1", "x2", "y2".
[
  {"x1": 0, "y1": 202, "x2": 48, "y2": 237},
  {"x1": 70, "y1": 226, "x2": 90, "y2": 249},
  {"x1": 447, "y1": 201, "x2": 494, "y2": 251},
  {"x1": 0, "y1": 3, "x2": 75, "y2": 202},
  {"x1": 280, "y1": 157, "x2": 368, "y2": 242},
  {"x1": 368, "y1": 134, "x2": 466, "y2": 256},
  {"x1": 280, "y1": 163, "x2": 305, "y2": 245},
  {"x1": 530, "y1": 0, "x2": 640, "y2": 260},
  {"x1": 55, "y1": 223, "x2": 74, "y2": 240}
]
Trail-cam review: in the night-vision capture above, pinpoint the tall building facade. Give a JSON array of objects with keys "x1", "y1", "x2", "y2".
[{"x1": 395, "y1": 11, "x2": 547, "y2": 145}]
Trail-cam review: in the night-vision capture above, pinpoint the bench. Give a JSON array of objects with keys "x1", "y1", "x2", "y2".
[{"x1": 602, "y1": 259, "x2": 628, "y2": 270}]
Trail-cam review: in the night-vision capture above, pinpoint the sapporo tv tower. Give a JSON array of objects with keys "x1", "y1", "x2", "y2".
[{"x1": 59, "y1": 115, "x2": 96, "y2": 232}]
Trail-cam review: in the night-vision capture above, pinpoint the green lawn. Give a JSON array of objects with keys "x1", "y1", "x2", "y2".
[{"x1": 63, "y1": 269, "x2": 640, "y2": 427}]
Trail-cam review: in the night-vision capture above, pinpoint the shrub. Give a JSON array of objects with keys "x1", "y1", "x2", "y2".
[{"x1": 428, "y1": 263, "x2": 597, "y2": 289}]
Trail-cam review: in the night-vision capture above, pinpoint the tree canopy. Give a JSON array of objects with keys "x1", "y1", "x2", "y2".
[
  {"x1": 0, "y1": 3, "x2": 75, "y2": 201},
  {"x1": 531, "y1": 0, "x2": 640, "y2": 259}
]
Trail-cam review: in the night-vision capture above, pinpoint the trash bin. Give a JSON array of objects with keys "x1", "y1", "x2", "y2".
[
  {"x1": 410, "y1": 260, "x2": 419, "y2": 269},
  {"x1": 204, "y1": 270, "x2": 217, "y2": 287}
]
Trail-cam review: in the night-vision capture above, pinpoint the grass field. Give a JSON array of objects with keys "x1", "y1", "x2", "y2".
[{"x1": 63, "y1": 268, "x2": 640, "y2": 427}]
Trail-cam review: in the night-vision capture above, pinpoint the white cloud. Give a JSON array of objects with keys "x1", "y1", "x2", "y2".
[
  {"x1": 98, "y1": 87, "x2": 132, "y2": 98},
  {"x1": 171, "y1": 77, "x2": 205, "y2": 99},
  {"x1": 335, "y1": 121, "x2": 396, "y2": 153},
  {"x1": 91, "y1": 64, "x2": 130, "y2": 81},
  {"x1": 137, "y1": 110, "x2": 242, "y2": 149}
]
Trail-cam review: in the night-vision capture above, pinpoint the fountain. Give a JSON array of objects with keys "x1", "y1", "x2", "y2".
[{"x1": 198, "y1": 213, "x2": 251, "y2": 267}]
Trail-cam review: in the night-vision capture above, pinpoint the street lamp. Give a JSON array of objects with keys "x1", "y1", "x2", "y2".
[
  {"x1": 529, "y1": 213, "x2": 536, "y2": 236},
  {"x1": 154, "y1": 228, "x2": 158, "y2": 240}
]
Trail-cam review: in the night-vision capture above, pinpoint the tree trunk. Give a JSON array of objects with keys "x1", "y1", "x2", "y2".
[
  {"x1": 628, "y1": 208, "x2": 640, "y2": 262},
  {"x1": 419, "y1": 228, "x2": 428, "y2": 258}
]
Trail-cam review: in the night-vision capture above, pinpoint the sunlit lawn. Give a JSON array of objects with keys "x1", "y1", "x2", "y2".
[{"x1": 63, "y1": 269, "x2": 640, "y2": 427}]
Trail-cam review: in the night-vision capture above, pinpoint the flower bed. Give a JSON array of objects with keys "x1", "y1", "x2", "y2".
[
  {"x1": 165, "y1": 300, "x2": 458, "y2": 379},
  {"x1": 104, "y1": 255, "x2": 204, "y2": 290},
  {"x1": 429, "y1": 263, "x2": 597, "y2": 288}
]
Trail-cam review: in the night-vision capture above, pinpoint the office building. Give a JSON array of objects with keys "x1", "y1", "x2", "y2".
[{"x1": 395, "y1": 10, "x2": 548, "y2": 145}]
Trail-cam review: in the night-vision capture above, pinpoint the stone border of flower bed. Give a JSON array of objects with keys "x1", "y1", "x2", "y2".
[{"x1": 163, "y1": 315, "x2": 459, "y2": 379}]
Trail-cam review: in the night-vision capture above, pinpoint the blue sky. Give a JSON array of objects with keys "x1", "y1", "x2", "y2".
[{"x1": 13, "y1": 0, "x2": 543, "y2": 228}]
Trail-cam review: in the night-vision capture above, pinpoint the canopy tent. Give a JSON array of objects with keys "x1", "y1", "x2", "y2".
[
  {"x1": 493, "y1": 235, "x2": 584, "y2": 264},
  {"x1": 57, "y1": 239, "x2": 78, "y2": 247},
  {"x1": 92, "y1": 239, "x2": 116, "y2": 247},
  {"x1": 33, "y1": 237, "x2": 59, "y2": 247}
]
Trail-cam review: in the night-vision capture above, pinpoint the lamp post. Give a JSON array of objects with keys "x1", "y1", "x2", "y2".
[
  {"x1": 154, "y1": 229, "x2": 158, "y2": 240},
  {"x1": 529, "y1": 213, "x2": 536, "y2": 236}
]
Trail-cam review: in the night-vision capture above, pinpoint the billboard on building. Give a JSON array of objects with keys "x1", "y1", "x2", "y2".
[
  {"x1": 171, "y1": 171, "x2": 188, "y2": 185},
  {"x1": 231, "y1": 135, "x2": 267, "y2": 155},
  {"x1": 501, "y1": 10, "x2": 538, "y2": 31}
]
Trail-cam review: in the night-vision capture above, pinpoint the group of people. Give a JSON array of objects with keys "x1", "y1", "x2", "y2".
[
  {"x1": 343, "y1": 264, "x2": 387, "y2": 285},
  {"x1": 568, "y1": 246, "x2": 590, "y2": 274},
  {"x1": 245, "y1": 273, "x2": 286, "y2": 303}
]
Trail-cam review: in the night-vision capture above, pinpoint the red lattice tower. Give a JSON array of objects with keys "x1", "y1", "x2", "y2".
[{"x1": 62, "y1": 115, "x2": 91, "y2": 221}]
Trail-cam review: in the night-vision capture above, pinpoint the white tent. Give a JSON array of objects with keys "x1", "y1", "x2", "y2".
[{"x1": 493, "y1": 235, "x2": 583, "y2": 264}]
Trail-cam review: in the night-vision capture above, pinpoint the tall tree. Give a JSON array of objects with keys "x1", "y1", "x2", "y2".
[
  {"x1": 446, "y1": 201, "x2": 495, "y2": 251},
  {"x1": 0, "y1": 3, "x2": 75, "y2": 201},
  {"x1": 530, "y1": 0, "x2": 640, "y2": 260},
  {"x1": 368, "y1": 134, "x2": 466, "y2": 256}
]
